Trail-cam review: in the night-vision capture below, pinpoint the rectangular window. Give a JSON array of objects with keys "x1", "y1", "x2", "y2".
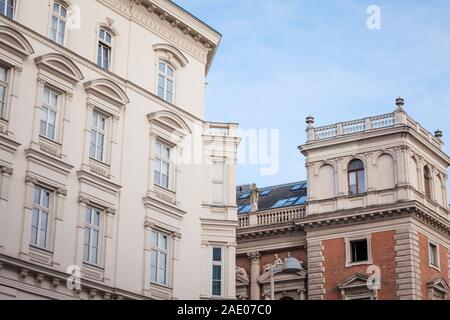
[
  {"x1": 97, "y1": 29, "x2": 112, "y2": 70},
  {"x1": 150, "y1": 230, "x2": 169, "y2": 285},
  {"x1": 83, "y1": 207, "x2": 102, "y2": 265},
  {"x1": 212, "y1": 247, "x2": 223, "y2": 296},
  {"x1": 429, "y1": 243, "x2": 439, "y2": 268},
  {"x1": 154, "y1": 140, "x2": 171, "y2": 189},
  {"x1": 30, "y1": 187, "x2": 51, "y2": 249},
  {"x1": 0, "y1": 65, "x2": 7, "y2": 118},
  {"x1": 157, "y1": 62, "x2": 174, "y2": 104},
  {"x1": 0, "y1": 0, "x2": 14, "y2": 19},
  {"x1": 49, "y1": 2, "x2": 67, "y2": 45},
  {"x1": 350, "y1": 239, "x2": 369, "y2": 263},
  {"x1": 39, "y1": 87, "x2": 59, "y2": 140},
  {"x1": 90, "y1": 111, "x2": 107, "y2": 162}
]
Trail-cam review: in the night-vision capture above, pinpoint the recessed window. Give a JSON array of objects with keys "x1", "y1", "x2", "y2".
[
  {"x1": 49, "y1": 2, "x2": 67, "y2": 45},
  {"x1": 212, "y1": 247, "x2": 223, "y2": 297},
  {"x1": 238, "y1": 204, "x2": 251, "y2": 214},
  {"x1": 239, "y1": 192, "x2": 250, "y2": 200},
  {"x1": 429, "y1": 242, "x2": 439, "y2": 268},
  {"x1": 0, "y1": 0, "x2": 14, "y2": 19},
  {"x1": 151, "y1": 230, "x2": 169, "y2": 285},
  {"x1": 348, "y1": 159, "x2": 365, "y2": 195},
  {"x1": 83, "y1": 207, "x2": 102, "y2": 265},
  {"x1": 154, "y1": 140, "x2": 171, "y2": 189},
  {"x1": 424, "y1": 166, "x2": 432, "y2": 199},
  {"x1": 350, "y1": 239, "x2": 368, "y2": 263},
  {"x1": 157, "y1": 61, "x2": 174, "y2": 103},
  {"x1": 90, "y1": 111, "x2": 107, "y2": 162},
  {"x1": 0, "y1": 65, "x2": 8, "y2": 119},
  {"x1": 97, "y1": 28, "x2": 112, "y2": 70},
  {"x1": 31, "y1": 187, "x2": 51, "y2": 249},
  {"x1": 39, "y1": 87, "x2": 59, "y2": 140}
]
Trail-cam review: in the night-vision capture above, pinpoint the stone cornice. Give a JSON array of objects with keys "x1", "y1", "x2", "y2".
[
  {"x1": 295, "y1": 202, "x2": 450, "y2": 236},
  {"x1": 0, "y1": 254, "x2": 150, "y2": 300},
  {"x1": 237, "y1": 224, "x2": 300, "y2": 241},
  {"x1": 99, "y1": 0, "x2": 220, "y2": 74},
  {"x1": 0, "y1": 16, "x2": 206, "y2": 125}
]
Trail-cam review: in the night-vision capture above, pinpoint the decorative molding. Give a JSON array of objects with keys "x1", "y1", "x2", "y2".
[{"x1": 0, "y1": 166, "x2": 13, "y2": 175}]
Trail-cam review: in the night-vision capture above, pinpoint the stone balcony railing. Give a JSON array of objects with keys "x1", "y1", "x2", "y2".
[
  {"x1": 306, "y1": 106, "x2": 444, "y2": 150},
  {"x1": 238, "y1": 206, "x2": 306, "y2": 229}
]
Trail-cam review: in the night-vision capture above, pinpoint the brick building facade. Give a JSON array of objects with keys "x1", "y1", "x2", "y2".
[{"x1": 236, "y1": 100, "x2": 450, "y2": 300}]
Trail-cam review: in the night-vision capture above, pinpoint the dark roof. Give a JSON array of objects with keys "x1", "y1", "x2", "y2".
[{"x1": 236, "y1": 181, "x2": 307, "y2": 214}]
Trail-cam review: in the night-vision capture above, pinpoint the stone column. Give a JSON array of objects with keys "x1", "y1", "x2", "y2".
[
  {"x1": 226, "y1": 243, "x2": 237, "y2": 299},
  {"x1": 20, "y1": 175, "x2": 37, "y2": 258},
  {"x1": 247, "y1": 251, "x2": 261, "y2": 300},
  {"x1": 103, "y1": 207, "x2": 116, "y2": 283}
]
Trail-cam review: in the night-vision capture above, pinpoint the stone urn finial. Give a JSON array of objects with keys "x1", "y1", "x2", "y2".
[
  {"x1": 435, "y1": 129, "x2": 443, "y2": 139},
  {"x1": 306, "y1": 115, "x2": 315, "y2": 127},
  {"x1": 396, "y1": 97, "x2": 405, "y2": 111}
]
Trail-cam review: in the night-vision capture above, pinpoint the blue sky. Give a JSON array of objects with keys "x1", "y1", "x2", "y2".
[{"x1": 175, "y1": 0, "x2": 450, "y2": 187}]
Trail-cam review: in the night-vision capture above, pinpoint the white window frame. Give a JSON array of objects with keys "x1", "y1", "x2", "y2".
[
  {"x1": 0, "y1": 64, "x2": 8, "y2": 119},
  {"x1": 83, "y1": 206, "x2": 102, "y2": 266},
  {"x1": 0, "y1": 0, "x2": 14, "y2": 19},
  {"x1": 345, "y1": 235, "x2": 372, "y2": 267},
  {"x1": 39, "y1": 86, "x2": 60, "y2": 141},
  {"x1": 212, "y1": 246, "x2": 224, "y2": 297},
  {"x1": 150, "y1": 229, "x2": 170, "y2": 286},
  {"x1": 97, "y1": 28, "x2": 113, "y2": 70},
  {"x1": 30, "y1": 186, "x2": 51, "y2": 250},
  {"x1": 428, "y1": 240, "x2": 440, "y2": 271},
  {"x1": 90, "y1": 110, "x2": 108, "y2": 162},
  {"x1": 49, "y1": 1, "x2": 67, "y2": 45},
  {"x1": 154, "y1": 140, "x2": 172, "y2": 190},
  {"x1": 157, "y1": 61, "x2": 175, "y2": 104}
]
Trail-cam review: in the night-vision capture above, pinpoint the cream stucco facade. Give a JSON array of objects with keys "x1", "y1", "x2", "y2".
[{"x1": 0, "y1": 0, "x2": 240, "y2": 300}]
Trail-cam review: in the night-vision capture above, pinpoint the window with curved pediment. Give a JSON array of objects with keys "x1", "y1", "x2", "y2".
[
  {"x1": 147, "y1": 110, "x2": 191, "y2": 197},
  {"x1": 0, "y1": 26, "x2": 33, "y2": 130},
  {"x1": 83, "y1": 78, "x2": 129, "y2": 171},
  {"x1": 153, "y1": 43, "x2": 189, "y2": 105}
]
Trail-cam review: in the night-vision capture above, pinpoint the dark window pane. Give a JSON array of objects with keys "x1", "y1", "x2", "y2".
[
  {"x1": 213, "y1": 247, "x2": 221, "y2": 262},
  {"x1": 350, "y1": 239, "x2": 368, "y2": 262}
]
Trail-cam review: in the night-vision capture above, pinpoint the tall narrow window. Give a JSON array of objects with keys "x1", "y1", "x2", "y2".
[
  {"x1": 424, "y1": 166, "x2": 432, "y2": 199},
  {"x1": 90, "y1": 111, "x2": 107, "y2": 162},
  {"x1": 150, "y1": 230, "x2": 168, "y2": 285},
  {"x1": 154, "y1": 140, "x2": 171, "y2": 189},
  {"x1": 350, "y1": 239, "x2": 368, "y2": 263},
  {"x1": 83, "y1": 207, "x2": 102, "y2": 265},
  {"x1": 49, "y1": 2, "x2": 67, "y2": 45},
  {"x1": 39, "y1": 87, "x2": 59, "y2": 140},
  {"x1": 97, "y1": 28, "x2": 112, "y2": 70},
  {"x1": 212, "y1": 247, "x2": 223, "y2": 297},
  {"x1": 429, "y1": 242, "x2": 438, "y2": 268},
  {"x1": 0, "y1": 65, "x2": 8, "y2": 118},
  {"x1": 0, "y1": 0, "x2": 14, "y2": 19},
  {"x1": 31, "y1": 187, "x2": 50, "y2": 249},
  {"x1": 157, "y1": 61, "x2": 174, "y2": 103},
  {"x1": 348, "y1": 159, "x2": 365, "y2": 195}
]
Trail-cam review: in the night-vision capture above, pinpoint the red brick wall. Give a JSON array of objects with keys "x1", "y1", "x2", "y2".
[
  {"x1": 323, "y1": 230, "x2": 396, "y2": 300},
  {"x1": 418, "y1": 233, "x2": 449, "y2": 299}
]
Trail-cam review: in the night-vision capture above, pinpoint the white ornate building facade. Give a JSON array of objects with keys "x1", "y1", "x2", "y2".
[{"x1": 0, "y1": 0, "x2": 240, "y2": 300}]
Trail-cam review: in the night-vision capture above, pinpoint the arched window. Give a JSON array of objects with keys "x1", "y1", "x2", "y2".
[
  {"x1": 0, "y1": 0, "x2": 14, "y2": 19},
  {"x1": 49, "y1": 2, "x2": 68, "y2": 45},
  {"x1": 424, "y1": 166, "x2": 432, "y2": 199},
  {"x1": 348, "y1": 159, "x2": 365, "y2": 195},
  {"x1": 157, "y1": 61, "x2": 174, "y2": 104},
  {"x1": 97, "y1": 28, "x2": 113, "y2": 70}
]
